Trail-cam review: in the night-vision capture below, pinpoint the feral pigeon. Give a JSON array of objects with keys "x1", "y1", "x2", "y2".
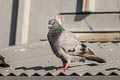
[
  {"x1": 47, "y1": 19, "x2": 106, "y2": 70},
  {"x1": 0, "y1": 55, "x2": 10, "y2": 67}
]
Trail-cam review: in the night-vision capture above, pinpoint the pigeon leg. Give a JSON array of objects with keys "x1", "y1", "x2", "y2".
[
  {"x1": 57, "y1": 65, "x2": 69, "y2": 70},
  {"x1": 57, "y1": 60, "x2": 70, "y2": 71}
]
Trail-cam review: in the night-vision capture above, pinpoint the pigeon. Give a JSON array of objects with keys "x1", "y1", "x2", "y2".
[
  {"x1": 0, "y1": 55, "x2": 10, "y2": 67},
  {"x1": 47, "y1": 19, "x2": 106, "y2": 70}
]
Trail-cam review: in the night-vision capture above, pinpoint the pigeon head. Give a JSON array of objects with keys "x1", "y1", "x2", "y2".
[{"x1": 48, "y1": 19, "x2": 64, "y2": 31}]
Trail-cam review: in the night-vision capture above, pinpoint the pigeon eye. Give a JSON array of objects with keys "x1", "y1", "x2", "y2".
[{"x1": 52, "y1": 22, "x2": 55, "y2": 25}]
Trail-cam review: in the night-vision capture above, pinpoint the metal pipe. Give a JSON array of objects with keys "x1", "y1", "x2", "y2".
[{"x1": 82, "y1": 0, "x2": 87, "y2": 12}]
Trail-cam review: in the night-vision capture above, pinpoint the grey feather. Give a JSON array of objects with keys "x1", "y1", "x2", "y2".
[{"x1": 47, "y1": 19, "x2": 106, "y2": 68}]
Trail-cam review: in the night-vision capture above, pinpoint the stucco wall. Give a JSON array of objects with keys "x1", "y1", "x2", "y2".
[
  {"x1": 0, "y1": 0, "x2": 120, "y2": 48},
  {"x1": 0, "y1": 0, "x2": 12, "y2": 48}
]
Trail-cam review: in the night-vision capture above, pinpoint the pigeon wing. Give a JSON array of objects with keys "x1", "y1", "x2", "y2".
[{"x1": 59, "y1": 31, "x2": 83, "y2": 56}]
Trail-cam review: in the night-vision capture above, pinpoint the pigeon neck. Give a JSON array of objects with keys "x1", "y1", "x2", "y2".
[
  {"x1": 48, "y1": 26, "x2": 64, "y2": 39},
  {"x1": 58, "y1": 26, "x2": 64, "y2": 31}
]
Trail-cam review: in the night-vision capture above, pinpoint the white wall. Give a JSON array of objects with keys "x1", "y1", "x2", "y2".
[
  {"x1": 0, "y1": 0, "x2": 12, "y2": 48},
  {"x1": 95, "y1": 0, "x2": 119, "y2": 11},
  {"x1": 0, "y1": 0, "x2": 120, "y2": 48}
]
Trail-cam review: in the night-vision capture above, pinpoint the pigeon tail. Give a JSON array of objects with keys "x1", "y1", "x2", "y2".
[
  {"x1": 86, "y1": 56, "x2": 106, "y2": 63},
  {"x1": 79, "y1": 54, "x2": 106, "y2": 63}
]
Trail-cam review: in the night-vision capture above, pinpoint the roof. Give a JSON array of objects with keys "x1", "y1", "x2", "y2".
[{"x1": 0, "y1": 41, "x2": 120, "y2": 76}]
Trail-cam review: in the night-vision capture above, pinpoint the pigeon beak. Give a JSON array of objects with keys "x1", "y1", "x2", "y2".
[{"x1": 48, "y1": 25, "x2": 52, "y2": 29}]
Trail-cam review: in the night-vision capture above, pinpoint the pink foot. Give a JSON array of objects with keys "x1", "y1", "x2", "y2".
[{"x1": 57, "y1": 66, "x2": 69, "y2": 71}]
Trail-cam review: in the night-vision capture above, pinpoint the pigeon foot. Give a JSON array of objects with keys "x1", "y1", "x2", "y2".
[{"x1": 57, "y1": 66, "x2": 69, "y2": 71}]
